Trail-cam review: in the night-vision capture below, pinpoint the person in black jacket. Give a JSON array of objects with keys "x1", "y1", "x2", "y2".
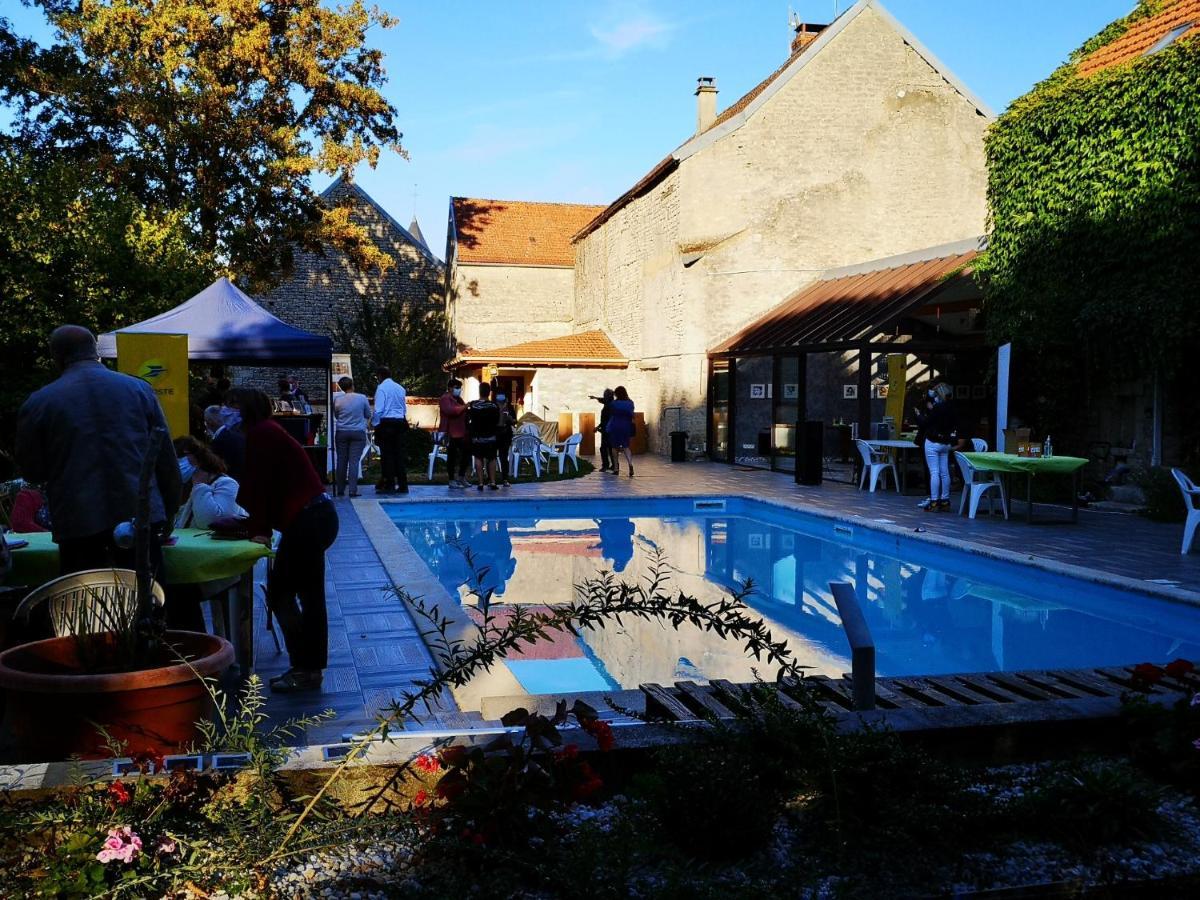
[
  {"x1": 914, "y1": 383, "x2": 959, "y2": 511},
  {"x1": 592, "y1": 389, "x2": 614, "y2": 472},
  {"x1": 466, "y1": 383, "x2": 501, "y2": 491}
]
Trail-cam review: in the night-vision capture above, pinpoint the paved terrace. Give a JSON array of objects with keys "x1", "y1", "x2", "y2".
[{"x1": 258, "y1": 456, "x2": 1200, "y2": 743}]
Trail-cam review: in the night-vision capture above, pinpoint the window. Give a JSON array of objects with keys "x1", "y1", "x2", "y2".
[{"x1": 1144, "y1": 23, "x2": 1195, "y2": 57}]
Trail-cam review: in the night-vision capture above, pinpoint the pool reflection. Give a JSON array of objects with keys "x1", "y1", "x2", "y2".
[{"x1": 393, "y1": 514, "x2": 1200, "y2": 692}]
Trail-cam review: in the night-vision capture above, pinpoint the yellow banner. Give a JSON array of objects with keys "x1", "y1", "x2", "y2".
[
  {"x1": 117, "y1": 333, "x2": 189, "y2": 438},
  {"x1": 885, "y1": 353, "x2": 907, "y2": 429}
]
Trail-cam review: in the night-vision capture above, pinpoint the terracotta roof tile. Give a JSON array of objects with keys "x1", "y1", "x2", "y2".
[
  {"x1": 452, "y1": 330, "x2": 627, "y2": 367},
  {"x1": 1078, "y1": 0, "x2": 1200, "y2": 77},
  {"x1": 450, "y1": 198, "x2": 607, "y2": 267}
]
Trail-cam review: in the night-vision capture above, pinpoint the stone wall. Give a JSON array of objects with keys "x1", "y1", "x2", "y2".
[
  {"x1": 448, "y1": 263, "x2": 575, "y2": 352},
  {"x1": 573, "y1": 4, "x2": 990, "y2": 454}
]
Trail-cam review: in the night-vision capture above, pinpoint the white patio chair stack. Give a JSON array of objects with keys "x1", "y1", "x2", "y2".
[
  {"x1": 427, "y1": 431, "x2": 448, "y2": 480},
  {"x1": 14, "y1": 569, "x2": 166, "y2": 637},
  {"x1": 971, "y1": 438, "x2": 988, "y2": 452},
  {"x1": 955, "y1": 451, "x2": 1008, "y2": 520},
  {"x1": 509, "y1": 432, "x2": 545, "y2": 479},
  {"x1": 855, "y1": 439, "x2": 898, "y2": 493},
  {"x1": 1171, "y1": 468, "x2": 1200, "y2": 554},
  {"x1": 548, "y1": 433, "x2": 584, "y2": 474}
]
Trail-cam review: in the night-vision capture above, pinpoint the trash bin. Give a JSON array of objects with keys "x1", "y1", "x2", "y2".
[
  {"x1": 669, "y1": 430, "x2": 688, "y2": 463},
  {"x1": 795, "y1": 420, "x2": 823, "y2": 486}
]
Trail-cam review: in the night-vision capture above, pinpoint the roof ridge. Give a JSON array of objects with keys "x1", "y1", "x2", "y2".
[
  {"x1": 452, "y1": 196, "x2": 607, "y2": 209},
  {"x1": 320, "y1": 175, "x2": 444, "y2": 267}
]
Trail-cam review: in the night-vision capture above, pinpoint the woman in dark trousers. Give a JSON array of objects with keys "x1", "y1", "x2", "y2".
[
  {"x1": 593, "y1": 389, "x2": 614, "y2": 472},
  {"x1": 226, "y1": 388, "x2": 339, "y2": 693},
  {"x1": 608, "y1": 386, "x2": 636, "y2": 477}
]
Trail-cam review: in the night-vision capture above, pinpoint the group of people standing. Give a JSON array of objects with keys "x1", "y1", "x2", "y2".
[
  {"x1": 437, "y1": 379, "x2": 518, "y2": 490},
  {"x1": 14, "y1": 326, "x2": 339, "y2": 695}
]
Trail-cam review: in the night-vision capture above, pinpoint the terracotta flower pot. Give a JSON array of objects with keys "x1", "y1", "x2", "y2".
[{"x1": 0, "y1": 630, "x2": 233, "y2": 761}]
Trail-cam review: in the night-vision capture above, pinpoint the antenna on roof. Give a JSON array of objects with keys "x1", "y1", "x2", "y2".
[{"x1": 788, "y1": 6, "x2": 799, "y2": 30}]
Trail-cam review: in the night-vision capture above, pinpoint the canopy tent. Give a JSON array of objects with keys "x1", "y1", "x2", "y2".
[{"x1": 97, "y1": 277, "x2": 331, "y2": 366}]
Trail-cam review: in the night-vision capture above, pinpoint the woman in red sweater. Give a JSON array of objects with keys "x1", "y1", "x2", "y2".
[{"x1": 227, "y1": 388, "x2": 339, "y2": 693}]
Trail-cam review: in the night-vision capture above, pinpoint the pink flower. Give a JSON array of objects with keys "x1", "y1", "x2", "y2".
[{"x1": 95, "y1": 826, "x2": 142, "y2": 865}]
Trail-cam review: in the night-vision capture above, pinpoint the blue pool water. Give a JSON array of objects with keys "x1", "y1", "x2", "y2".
[{"x1": 387, "y1": 497, "x2": 1200, "y2": 694}]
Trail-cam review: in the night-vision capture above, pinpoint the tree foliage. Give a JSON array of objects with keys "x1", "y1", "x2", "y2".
[
  {"x1": 333, "y1": 299, "x2": 450, "y2": 396},
  {"x1": 977, "y1": 5, "x2": 1200, "y2": 381},
  {"x1": 3, "y1": 0, "x2": 403, "y2": 286},
  {"x1": 0, "y1": 149, "x2": 217, "y2": 456}
]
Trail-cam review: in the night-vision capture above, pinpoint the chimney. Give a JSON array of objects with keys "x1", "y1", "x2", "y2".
[
  {"x1": 695, "y1": 76, "x2": 718, "y2": 134},
  {"x1": 790, "y1": 19, "x2": 827, "y2": 55}
]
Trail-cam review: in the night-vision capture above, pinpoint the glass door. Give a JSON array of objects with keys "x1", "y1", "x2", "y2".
[
  {"x1": 772, "y1": 356, "x2": 800, "y2": 472},
  {"x1": 710, "y1": 360, "x2": 730, "y2": 461}
]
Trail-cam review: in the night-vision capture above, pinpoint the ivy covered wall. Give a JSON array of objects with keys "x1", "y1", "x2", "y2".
[{"x1": 977, "y1": 1, "x2": 1200, "y2": 462}]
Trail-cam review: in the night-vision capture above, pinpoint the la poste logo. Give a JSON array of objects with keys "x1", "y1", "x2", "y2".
[{"x1": 137, "y1": 359, "x2": 167, "y2": 380}]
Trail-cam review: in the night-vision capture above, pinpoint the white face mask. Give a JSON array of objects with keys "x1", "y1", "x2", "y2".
[
  {"x1": 179, "y1": 458, "x2": 197, "y2": 481},
  {"x1": 452, "y1": 388, "x2": 462, "y2": 397},
  {"x1": 496, "y1": 395, "x2": 506, "y2": 403}
]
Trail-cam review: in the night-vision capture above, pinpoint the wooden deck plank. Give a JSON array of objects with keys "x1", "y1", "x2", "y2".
[
  {"x1": 986, "y1": 673, "x2": 1058, "y2": 701},
  {"x1": 675, "y1": 681, "x2": 738, "y2": 720},
  {"x1": 802, "y1": 675, "x2": 856, "y2": 710},
  {"x1": 917, "y1": 676, "x2": 988, "y2": 706},
  {"x1": 1012, "y1": 671, "x2": 1087, "y2": 699},
  {"x1": 886, "y1": 677, "x2": 948, "y2": 707},
  {"x1": 1115, "y1": 665, "x2": 1194, "y2": 695},
  {"x1": 845, "y1": 675, "x2": 925, "y2": 710},
  {"x1": 1094, "y1": 668, "x2": 1168, "y2": 694},
  {"x1": 707, "y1": 678, "x2": 752, "y2": 714},
  {"x1": 1045, "y1": 669, "x2": 1123, "y2": 697},
  {"x1": 952, "y1": 675, "x2": 1025, "y2": 703},
  {"x1": 641, "y1": 683, "x2": 699, "y2": 723}
]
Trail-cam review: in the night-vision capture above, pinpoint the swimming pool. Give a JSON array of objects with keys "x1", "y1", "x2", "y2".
[{"x1": 386, "y1": 497, "x2": 1200, "y2": 696}]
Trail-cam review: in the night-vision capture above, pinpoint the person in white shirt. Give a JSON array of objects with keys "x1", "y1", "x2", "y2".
[{"x1": 371, "y1": 366, "x2": 408, "y2": 494}]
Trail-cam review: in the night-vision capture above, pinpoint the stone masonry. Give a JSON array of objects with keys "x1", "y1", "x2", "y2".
[{"x1": 572, "y1": 2, "x2": 991, "y2": 451}]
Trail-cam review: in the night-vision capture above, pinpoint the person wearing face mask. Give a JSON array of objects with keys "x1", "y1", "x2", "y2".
[
  {"x1": 494, "y1": 387, "x2": 516, "y2": 486},
  {"x1": 438, "y1": 378, "x2": 470, "y2": 488}
]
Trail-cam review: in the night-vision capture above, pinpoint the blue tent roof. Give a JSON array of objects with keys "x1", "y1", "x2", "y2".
[{"x1": 97, "y1": 277, "x2": 331, "y2": 365}]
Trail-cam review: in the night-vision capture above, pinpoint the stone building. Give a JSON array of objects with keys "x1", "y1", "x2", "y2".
[
  {"x1": 445, "y1": 198, "x2": 606, "y2": 355},
  {"x1": 565, "y1": 0, "x2": 992, "y2": 452},
  {"x1": 243, "y1": 176, "x2": 445, "y2": 404}
]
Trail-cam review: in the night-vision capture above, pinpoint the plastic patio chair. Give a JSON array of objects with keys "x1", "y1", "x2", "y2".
[
  {"x1": 509, "y1": 432, "x2": 544, "y2": 479},
  {"x1": 547, "y1": 433, "x2": 583, "y2": 474},
  {"x1": 1172, "y1": 468, "x2": 1200, "y2": 554},
  {"x1": 971, "y1": 438, "x2": 988, "y2": 452},
  {"x1": 14, "y1": 569, "x2": 166, "y2": 637},
  {"x1": 955, "y1": 451, "x2": 1007, "y2": 520},
  {"x1": 855, "y1": 439, "x2": 897, "y2": 493},
  {"x1": 426, "y1": 431, "x2": 448, "y2": 480}
]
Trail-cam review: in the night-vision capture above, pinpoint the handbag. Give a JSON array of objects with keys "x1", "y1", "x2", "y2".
[{"x1": 209, "y1": 515, "x2": 251, "y2": 541}]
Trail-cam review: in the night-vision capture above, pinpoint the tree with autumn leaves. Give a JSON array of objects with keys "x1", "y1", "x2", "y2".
[{"x1": 0, "y1": 1, "x2": 405, "y2": 453}]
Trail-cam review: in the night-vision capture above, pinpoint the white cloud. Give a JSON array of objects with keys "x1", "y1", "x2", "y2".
[{"x1": 589, "y1": 4, "x2": 675, "y2": 58}]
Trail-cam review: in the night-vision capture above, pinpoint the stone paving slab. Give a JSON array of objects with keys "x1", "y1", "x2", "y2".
[{"x1": 256, "y1": 453, "x2": 1200, "y2": 744}]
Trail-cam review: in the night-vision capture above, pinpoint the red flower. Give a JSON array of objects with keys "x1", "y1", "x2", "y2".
[
  {"x1": 107, "y1": 780, "x2": 131, "y2": 806},
  {"x1": 1131, "y1": 663, "x2": 1165, "y2": 685},
  {"x1": 412, "y1": 789, "x2": 429, "y2": 807},
  {"x1": 1165, "y1": 659, "x2": 1196, "y2": 679},
  {"x1": 581, "y1": 718, "x2": 615, "y2": 752},
  {"x1": 414, "y1": 753, "x2": 441, "y2": 774}
]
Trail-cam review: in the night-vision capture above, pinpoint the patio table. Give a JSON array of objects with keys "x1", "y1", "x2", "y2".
[
  {"x1": 867, "y1": 439, "x2": 919, "y2": 494},
  {"x1": 2, "y1": 528, "x2": 270, "y2": 674},
  {"x1": 961, "y1": 452, "x2": 1088, "y2": 524}
]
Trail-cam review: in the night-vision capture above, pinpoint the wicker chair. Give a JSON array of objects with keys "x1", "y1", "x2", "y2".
[{"x1": 14, "y1": 569, "x2": 165, "y2": 637}]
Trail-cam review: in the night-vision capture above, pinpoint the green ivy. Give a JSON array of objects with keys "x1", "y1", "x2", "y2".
[{"x1": 976, "y1": 6, "x2": 1200, "y2": 381}]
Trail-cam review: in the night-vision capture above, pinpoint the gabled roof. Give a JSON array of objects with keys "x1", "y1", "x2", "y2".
[
  {"x1": 319, "y1": 176, "x2": 443, "y2": 267},
  {"x1": 449, "y1": 330, "x2": 627, "y2": 369},
  {"x1": 450, "y1": 198, "x2": 607, "y2": 267},
  {"x1": 408, "y1": 215, "x2": 429, "y2": 251},
  {"x1": 574, "y1": 0, "x2": 993, "y2": 243},
  {"x1": 1078, "y1": 0, "x2": 1200, "y2": 77},
  {"x1": 710, "y1": 238, "x2": 983, "y2": 355}
]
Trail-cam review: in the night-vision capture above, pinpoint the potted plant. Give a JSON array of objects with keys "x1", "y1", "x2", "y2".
[{"x1": 0, "y1": 429, "x2": 234, "y2": 760}]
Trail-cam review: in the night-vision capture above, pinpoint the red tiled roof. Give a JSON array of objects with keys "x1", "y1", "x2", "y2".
[
  {"x1": 711, "y1": 246, "x2": 980, "y2": 354},
  {"x1": 1078, "y1": 0, "x2": 1200, "y2": 77},
  {"x1": 450, "y1": 330, "x2": 627, "y2": 368},
  {"x1": 450, "y1": 198, "x2": 607, "y2": 267}
]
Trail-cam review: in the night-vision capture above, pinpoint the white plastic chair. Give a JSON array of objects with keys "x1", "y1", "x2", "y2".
[
  {"x1": 509, "y1": 432, "x2": 544, "y2": 479},
  {"x1": 15, "y1": 569, "x2": 166, "y2": 637},
  {"x1": 971, "y1": 438, "x2": 988, "y2": 452},
  {"x1": 426, "y1": 431, "x2": 448, "y2": 480},
  {"x1": 855, "y1": 439, "x2": 897, "y2": 492},
  {"x1": 547, "y1": 433, "x2": 584, "y2": 474},
  {"x1": 955, "y1": 451, "x2": 1008, "y2": 520},
  {"x1": 1172, "y1": 468, "x2": 1200, "y2": 554}
]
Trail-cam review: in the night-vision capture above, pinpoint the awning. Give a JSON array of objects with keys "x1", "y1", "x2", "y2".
[{"x1": 710, "y1": 238, "x2": 984, "y2": 356}]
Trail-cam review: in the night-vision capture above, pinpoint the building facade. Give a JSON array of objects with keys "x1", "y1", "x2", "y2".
[{"x1": 570, "y1": 0, "x2": 992, "y2": 452}]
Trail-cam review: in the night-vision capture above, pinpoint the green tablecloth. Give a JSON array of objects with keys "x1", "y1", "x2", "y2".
[
  {"x1": 962, "y1": 452, "x2": 1088, "y2": 475},
  {"x1": 3, "y1": 528, "x2": 270, "y2": 589}
]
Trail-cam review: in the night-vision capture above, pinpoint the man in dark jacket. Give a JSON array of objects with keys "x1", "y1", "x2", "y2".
[{"x1": 16, "y1": 326, "x2": 181, "y2": 574}]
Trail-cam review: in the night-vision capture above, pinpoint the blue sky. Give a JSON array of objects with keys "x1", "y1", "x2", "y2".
[{"x1": 4, "y1": 0, "x2": 1134, "y2": 258}]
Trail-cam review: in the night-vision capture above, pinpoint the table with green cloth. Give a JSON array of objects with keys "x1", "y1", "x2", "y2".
[
  {"x1": 961, "y1": 452, "x2": 1089, "y2": 523},
  {"x1": 2, "y1": 528, "x2": 270, "y2": 673}
]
